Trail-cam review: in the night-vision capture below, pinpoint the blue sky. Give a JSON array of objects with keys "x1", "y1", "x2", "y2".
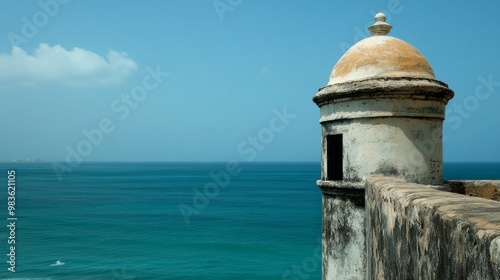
[{"x1": 0, "y1": 0, "x2": 499, "y2": 162}]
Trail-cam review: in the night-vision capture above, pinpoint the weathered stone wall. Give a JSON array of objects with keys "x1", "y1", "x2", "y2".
[
  {"x1": 320, "y1": 185, "x2": 365, "y2": 280},
  {"x1": 445, "y1": 180, "x2": 500, "y2": 202},
  {"x1": 366, "y1": 177, "x2": 500, "y2": 280},
  {"x1": 321, "y1": 116, "x2": 444, "y2": 185}
]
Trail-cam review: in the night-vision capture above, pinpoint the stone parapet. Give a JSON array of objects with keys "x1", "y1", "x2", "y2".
[
  {"x1": 366, "y1": 177, "x2": 500, "y2": 280},
  {"x1": 445, "y1": 180, "x2": 500, "y2": 202}
]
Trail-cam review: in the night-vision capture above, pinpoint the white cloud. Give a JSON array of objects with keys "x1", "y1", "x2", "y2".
[{"x1": 0, "y1": 43, "x2": 138, "y2": 87}]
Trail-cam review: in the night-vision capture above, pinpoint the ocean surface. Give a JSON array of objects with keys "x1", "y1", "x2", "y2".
[{"x1": 0, "y1": 162, "x2": 498, "y2": 280}]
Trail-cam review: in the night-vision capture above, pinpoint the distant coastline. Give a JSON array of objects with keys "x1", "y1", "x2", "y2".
[{"x1": 0, "y1": 159, "x2": 43, "y2": 163}]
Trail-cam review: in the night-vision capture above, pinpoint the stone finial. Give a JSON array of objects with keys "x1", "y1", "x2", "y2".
[{"x1": 368, "y1": 13, "x2": 392, "y2": 36}]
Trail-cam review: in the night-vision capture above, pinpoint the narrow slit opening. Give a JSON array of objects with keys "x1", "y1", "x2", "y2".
[{"x1": 327, "y1": 134, "x2": 343, "y2": 180}]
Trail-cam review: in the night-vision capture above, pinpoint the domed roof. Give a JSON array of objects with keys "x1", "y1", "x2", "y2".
[
  {"x1": 327, "y1": 13, "x2": 435, "y2": 85},
  {"x1": 313, "y1": 13, "x2": 454, "y2": 107}
]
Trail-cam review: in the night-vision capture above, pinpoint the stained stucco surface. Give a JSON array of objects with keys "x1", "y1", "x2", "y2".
[
  {"x1": 322, "y1": 194, "x2": 365, "y2": 280},
  {"x1": 328, "y1": 36, "x2": 435, "y2": 85},
  {"x1": 366, "y1": 177, "x2": 500, "y2": 280}
]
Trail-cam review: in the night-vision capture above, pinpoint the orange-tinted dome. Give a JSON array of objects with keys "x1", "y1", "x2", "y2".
[
  {"x1": 328, "y1": 36, "x2": 435, "y2": 85},
  {"x1": 313, "y1": 13, "x2": 454, "y2": 107}
]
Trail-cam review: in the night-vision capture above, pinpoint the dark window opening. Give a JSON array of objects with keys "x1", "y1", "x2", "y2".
[{"x1": 327, "y1": 134, "x2": 343, "y2": 180}]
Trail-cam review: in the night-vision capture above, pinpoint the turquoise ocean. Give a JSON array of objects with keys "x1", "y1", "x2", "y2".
[{"x1": 0, "y1": 162, "x2": 498, "y2": 280}]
